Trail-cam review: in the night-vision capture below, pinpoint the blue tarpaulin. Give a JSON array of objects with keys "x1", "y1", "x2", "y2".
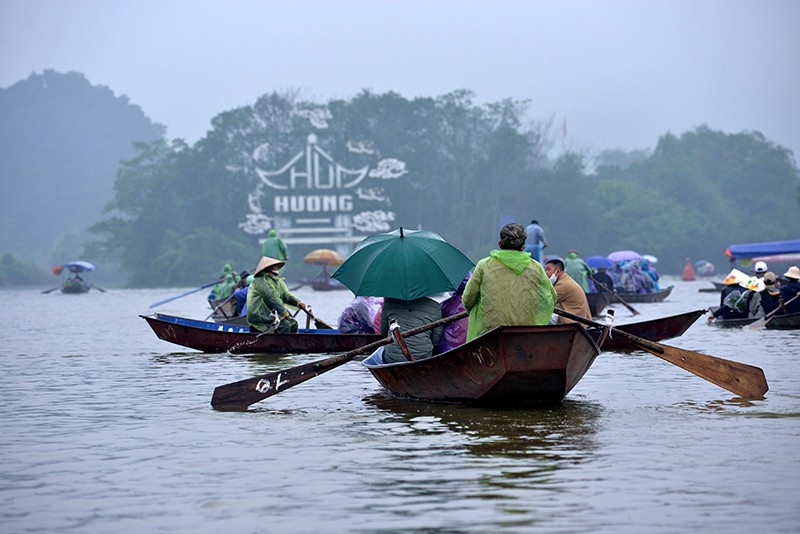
[{"x1": 725, "y1": 240, "x2": 800, "y2": 259}]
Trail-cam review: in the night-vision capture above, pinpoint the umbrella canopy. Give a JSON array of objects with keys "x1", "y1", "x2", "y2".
[
  {"x1": 303, "y1": 248, "x2": 345, "y2": 266},
  {"x1": 608, "y1": 250, "x2": 643, "y2": 262},
  {"x1": 332, "y1": 227, "x2": 474, "y2": 301},
  {"x1": 52, "y1": 261, "x2": 96, "y2": 275},
  {"x1": 585, "y1": 255, "x2": 613, "y2": 270},
  {"x1": 642, "y1": 254, "x2": 658, "y2": 264}
]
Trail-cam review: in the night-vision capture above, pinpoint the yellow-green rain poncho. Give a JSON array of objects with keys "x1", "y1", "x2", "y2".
[{"x1": 461, "y1": 249, "x2": 556, "y2": 341}]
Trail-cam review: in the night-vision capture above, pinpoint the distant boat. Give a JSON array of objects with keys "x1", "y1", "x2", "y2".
[{"x1": 48, "y1": 261, "x2": 97, "y2": 294}]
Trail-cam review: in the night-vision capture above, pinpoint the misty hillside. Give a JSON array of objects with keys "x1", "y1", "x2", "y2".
[{"x1": 0, "y1": 70, "x2": 165, "y2": 265}]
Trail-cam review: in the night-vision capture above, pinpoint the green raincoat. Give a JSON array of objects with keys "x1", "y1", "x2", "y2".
[
  {"x1": 462, "y1": 249, "x2": 556, "y2": 341},
  {"x1": 246, "y1": 271, "x2": 304, "y2": 333},
  {"x1": 563, "y1": 251, "x2": 593, "y2": 292},
  {"x1": 261, "y1": 229, "x2": 288, "y2": 261},
  {"x1": 212, "y1": 263, "x2": 239, "y2": 300}
]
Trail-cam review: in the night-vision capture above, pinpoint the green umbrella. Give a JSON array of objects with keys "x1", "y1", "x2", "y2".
[{"x1": 332, "y1": 227, "x2": 474, "y2": 301}]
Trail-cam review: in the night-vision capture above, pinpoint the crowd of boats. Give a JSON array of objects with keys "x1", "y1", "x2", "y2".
[{"x1": 48, "y1": 237, "x2": 799, "y2": 409}]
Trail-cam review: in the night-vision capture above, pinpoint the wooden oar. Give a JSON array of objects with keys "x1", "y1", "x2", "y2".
[
  {"x1": 554, "y1": 308, "x2": 768, "y2": 399},
  {"x1": 90, "y1": 284, "x2": 107, "y2": 293},
  {"x1": 591, "y1": 276, "x2": 640, "y2": 316},
  {"x1": 41, "y1": 285, "x2": 62, "y2": 294},
  {"x1": 747, "y1": 293, "x2": 799, "y2": 330},
  {"x1": 301, "y1": 306, "x2": 334, "y2": 329},
  {"x1": 211, "y1": 310, "x2": 468, "y2": 409},
  {"x1": 149, "y1": 280, "x2": 219, "y2": 308}
]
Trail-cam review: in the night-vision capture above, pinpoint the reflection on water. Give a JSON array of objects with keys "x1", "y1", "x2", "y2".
[
  {"x1": 1, "y1": 279, "x2": 800, "y2": 532},
  {"x1": 365, "y1": 394, "x2": 602, "y2": 461}
]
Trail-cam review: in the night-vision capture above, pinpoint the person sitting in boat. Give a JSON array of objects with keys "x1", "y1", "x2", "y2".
[
  {"x1": 753, "y1": 261, "x2": 768, "y2": 279},
  {"x1": 544, "y1": 258, "x2": 592, "y2": 325},
  {"x1": 462, "y1": 223, "x2": 556, "y2": 340},
  {"x1": 640, "y1": 259, "x2": 661, "y2": 292},
  {"x1": 709, "y1": 269, "x2": 751, "y2": 321},
  {"x1": 778, "y1": 266, "x2": 800, "y2": 315},
  {"x1": 437, "y1": 272, "x2": 471, "y2": 353},
  {"x1": 247, "y1": 256, "x2": 306, "y2": 333},
  {"x1": 563, "y1": 250, "x2": 592, "y2": 292},
  {"x1": 590, "y1": 267, "x2": 615, "y2": 294},
  {"x1": 233, "y1": 273, "x2": 253, "y2": 316},
  {"x1": 380, "y1": 296, "x2": 443, "y2": 363},
  {"x1": 613, "y1": 262, "x2": 636, "y2": 293},
  {"x1": 209, "y1": 263, "x2": 240, "y2": 301},
  {"x1": 338, "y1": 296, "x2": 383, "y2": 334},
  {"x1": 750, "y1": 272, "x2": 780, "y2": 318}
]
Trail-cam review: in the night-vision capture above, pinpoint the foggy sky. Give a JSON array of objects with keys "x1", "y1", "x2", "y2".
[{"x1": 2, "y1": 0, "x2": 798, "y2": 160}]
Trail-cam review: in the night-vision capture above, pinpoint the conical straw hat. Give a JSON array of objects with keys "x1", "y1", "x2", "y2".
[{"x1": 254, "y1": 256, "x2": 285, "y2": 277}]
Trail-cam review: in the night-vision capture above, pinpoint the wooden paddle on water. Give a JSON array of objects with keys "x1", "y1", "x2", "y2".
[
  {"x1": 41, "y1": 285, "x2": 62, "y2": 294},
  {"x1": 210, "y1": 310, "x2": 468, "y2": 409},
  {"x1": 591, "y1": 276, "x2": 640, "y2": 316},
  {"x1": 746, "y1": 293, "x2": 799, "y2": 330},
  {"x1": 555, "y1": 308, "x2": 768, "y2": 399}
]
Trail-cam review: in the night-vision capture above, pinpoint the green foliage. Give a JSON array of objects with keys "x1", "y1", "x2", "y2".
[{"x1": 85, "y1": 90, "x2": 800, "y2": 284}]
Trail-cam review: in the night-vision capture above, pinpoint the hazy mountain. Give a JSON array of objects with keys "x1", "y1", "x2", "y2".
[{"x1": 0, "y1": 69, "x2": 165, "y2": 266}]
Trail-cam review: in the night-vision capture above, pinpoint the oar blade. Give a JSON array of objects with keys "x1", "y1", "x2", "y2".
[
  {"x1": 629, "y1": 339, "x2": 769, "y2": 399},
  {"x1": 211, "y1": 356, "x2": 348, "y2": 409},
  {"x1": 210, "y1": 310, "x2": 469, "y2": 409},
  {"x1": 554, "y1": 307, "x2": 769, "y2": 399}
]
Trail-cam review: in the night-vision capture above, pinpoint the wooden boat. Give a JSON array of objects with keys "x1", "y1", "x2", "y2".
[
  {"x1": 61, "y1": 280, "x2": 92, "y2": 294},
  {"x1": 708, "y1": 308, "x2": 800, "y2": 329},
  {"x1": 585, "y1": 292, "x2": 611, "y2": 317},
  {"x1": 765, "y1": 311, "x2": 800, "y2": 330},
  {"x1": 589, "y1": 309, "x2": 706, "y2": 351},
  {"x1": 141, "y1": 313, "x2": 382, "y2": 354},
  {"x1": 709, "y1": 315, "x2": 756, "y2": 328},
  {"x1": 362, "y1": 323, "x2": 603, "y2": 405},
  {"x1": 615, "y1": 285, "x2": 673, "y2": 303}
]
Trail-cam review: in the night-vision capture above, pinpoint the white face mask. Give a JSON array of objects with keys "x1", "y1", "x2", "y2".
[{"x1": 549, "y1": 273, "x2": 558, "y2": 285}]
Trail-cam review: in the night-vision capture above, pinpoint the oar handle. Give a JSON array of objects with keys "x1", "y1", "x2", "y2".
[
  {"x1": 591, "y1": 276, "x2": 640, "y2": 315},
  {"x1": 211, "y1": 310, "x2": 468, "y2": 409},
  {"x1": 555, "y1": 307, "x2": 658, "y2": 350},
  {"x1": 149, "y1": 279, "x2": 220, "y2": 308}
]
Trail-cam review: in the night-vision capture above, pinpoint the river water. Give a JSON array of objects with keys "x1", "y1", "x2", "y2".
[{"x1": 2, "y1": 277, "x2": 798, "y2": 533}]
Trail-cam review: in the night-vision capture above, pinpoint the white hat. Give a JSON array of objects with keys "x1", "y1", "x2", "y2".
[
  {"x1": 754, "y1": 261, "x2": 767, "y2": 273},
  {"x1": 784, "y1": 265, "x2": 800, "y2": 280}
]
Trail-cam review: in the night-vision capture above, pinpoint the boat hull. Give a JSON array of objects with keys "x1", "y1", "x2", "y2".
[
  {"x1": 586, "y1": 292, "x2": 611, "y2": 317},
  {"x1": 765, "y1": 311, "x2": 800, "y2": 330},
  {"x1": 61, "y1": 283, "x2": 91, "y2": 294},
  {"x1": 591, "y1": 309, "x2": 705, "y2": 351},
  {"x1": 363, "y1": 324, "x2": 600, "y2": 405},
  {"x1": 616, "y1": 285, "x2": 673, "y2": 303},
  {"x1": 141, "y1": 313, "x2": 382, "y2": 354}
]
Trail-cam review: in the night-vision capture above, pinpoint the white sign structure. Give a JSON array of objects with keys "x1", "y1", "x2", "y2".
[{"x1": 239, "y1": 118, "x2": 408, "y2": 246}]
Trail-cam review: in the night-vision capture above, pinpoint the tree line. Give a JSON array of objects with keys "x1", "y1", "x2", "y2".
[{"x1": 81, "y1": 89, "x2": 800, "y2": 286}]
